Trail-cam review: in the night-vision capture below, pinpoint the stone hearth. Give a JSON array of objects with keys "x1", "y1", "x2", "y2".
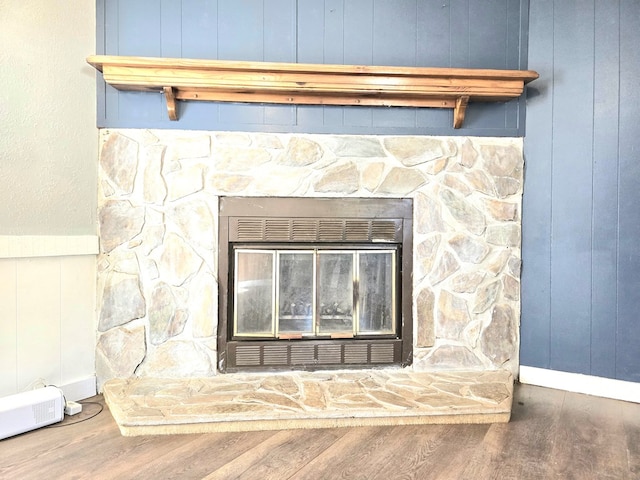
[
  {"x1": 96, "y1": 129, "x2": 522, "y2": 431},
  {"x1": 103, "y1": 369, "x2": 512, "y2": 436}
]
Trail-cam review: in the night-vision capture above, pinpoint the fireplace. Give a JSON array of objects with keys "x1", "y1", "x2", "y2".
[
  {"x1": 218, "y1": 197, "x2": 413, "y2": 372},
  {"x1": 96, "y1": 130, "x2": 523, "y2": 389}
]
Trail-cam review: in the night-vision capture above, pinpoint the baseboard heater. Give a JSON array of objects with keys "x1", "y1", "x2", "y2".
[{"x1": 0, "y1": 386, "x2": 65, "y2": 440}]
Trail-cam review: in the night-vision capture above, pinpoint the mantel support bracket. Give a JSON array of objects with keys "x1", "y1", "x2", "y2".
[
  {"x1": 163, "y1": 86, "x2": 177, "y2": 121},
  {"x1": 453, "y1": 96, "x2": 470, "y2": 129}
]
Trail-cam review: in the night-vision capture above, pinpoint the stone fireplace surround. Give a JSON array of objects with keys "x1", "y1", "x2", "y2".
[{"x1": 96, "y1": 128, "x2": 522, "y2": 431}]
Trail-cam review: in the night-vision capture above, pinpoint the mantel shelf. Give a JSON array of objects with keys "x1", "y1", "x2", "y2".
[{"x1": 87, "y1": 55, "x2": 538, "y2": 128}]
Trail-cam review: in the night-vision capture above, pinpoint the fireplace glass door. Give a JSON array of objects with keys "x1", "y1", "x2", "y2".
[{"x1": 233, "y1": 247, "x2": 396, "y2": 339}]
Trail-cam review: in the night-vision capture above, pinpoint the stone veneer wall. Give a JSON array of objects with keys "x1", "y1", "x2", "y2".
[{"x1": 96, "y1": 129, "x2": 523, "y2": 389}]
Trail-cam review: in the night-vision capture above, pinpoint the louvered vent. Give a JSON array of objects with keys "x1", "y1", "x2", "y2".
[
  {"x1": 235, "y1": 345, "x2": 261, "y2": 366},
  {"x1": 344, "y1": 344, "x2": 368, "y2": 364},
  {"x1": 265, "y1": 219, "x2": 291, "y2": 240},
  {"x1": 227, "y1": 340, "x2": 401, "y2": 370},
  {"x1": 263, "y1": 345, "x2": 289, "y2": 365},
  {"x1": 371, "y1": 220, "x2": 398, "y2": 242},
  {"x1": 318, "y1": 220, "x2": 345, "y2": 241},
  {"x1": 345, "y1": 220, "x2": 371, "y2": 241},
  {"x1": 236, "y1": 219, "x2": 264, "y2": 242},
  {"x1": 291, "y1": 344, "x2": 316, "y2": 364},
  {"x1": 291, "y1": 220, "x2": 318, "y2": 241},
  {"x1": 318, "y1": 345, "x2": 342, "y2": 364},
  {"x1": 371, "y1": 343, "x2": 395, "y2": 363},
  {"x1": 232, "y1": 217, "x2": 402, "y2": 242}
]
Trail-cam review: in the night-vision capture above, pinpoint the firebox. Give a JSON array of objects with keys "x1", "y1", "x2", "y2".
[{"x1": 218, "y1": 197, "x2": 413, "y2": 372}]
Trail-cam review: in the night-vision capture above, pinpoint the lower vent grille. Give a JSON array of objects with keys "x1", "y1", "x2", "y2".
[{"x1": 228, "y1": 340, "x2": 400, "y2": 371}]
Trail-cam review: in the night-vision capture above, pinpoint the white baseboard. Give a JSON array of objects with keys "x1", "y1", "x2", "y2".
[
  {"x1": 519, "y1": 366, "x2": 640, "y2": 404},
  {"x1": 60, "y1": 376, "x2": 97, "y2": 402}
]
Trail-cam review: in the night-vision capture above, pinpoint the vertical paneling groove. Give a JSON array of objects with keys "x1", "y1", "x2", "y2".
[{"x1": 590, "y1": 0, "x2": 619, "y2": 379}]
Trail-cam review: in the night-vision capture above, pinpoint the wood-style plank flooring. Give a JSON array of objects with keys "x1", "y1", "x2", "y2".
[{"x1": 1, "y1": 383, "x2": 639, "y2": 479}]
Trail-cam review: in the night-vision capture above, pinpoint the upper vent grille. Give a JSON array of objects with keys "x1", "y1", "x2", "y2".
[{"x1": 231, "y1": 218, "x2": 401, "y2": 243}]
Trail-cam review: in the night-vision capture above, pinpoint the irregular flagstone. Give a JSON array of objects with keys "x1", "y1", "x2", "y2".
[
  {"x1": 189, "y1": 270, "x2": 217, "y2": 338},
  {"x1": 481, "y1": 304, "x2": 517, "y2": 366},
  {"x1": 429, "y1": 250, "x2": 460, "y2": 285},
  {"x1": 473, "y1": 280, "x2": 502, "y2": 314},
  {"x1": 214, "y1": 146, "x2": 271, "y2": 171},
  {"x1": 384, "y1": 137, "x2": 453, "y2": 166},
  {"x1": 415, "y1": 192, "x2": 445, "y2": 234},
  {"x1": 279, "y1": 137, "x2": 323, "y2": 166},
  {"x1": 362, "y1": 162, "x2": 386, "y2": 192},
  {"x1": 166, "y1": 135, "x2": 211, "y2": 159},
  {"x1": 100, "y1": 133, "x2": 139, "y2": 194},
  {"x1": 483, "y1": 199, "x2": 518, "y2": 221},
  {"x1": 463, "y1": 170, "x2": 496, "y2": 196},
  {"x1": 99, "y1": 271, "x2": 146, "y2": 331},
  {"x1": 376, "y1": 167, "x2": 426, "y2": 195},
  {"x1": 441, "y1": 174, "x2": 472, "y2": 196},
  {"x1": 503, "y1": 274, "x2": 520, "y2": 301},
  {"x1": 450, "y1": 271, "x2": 486, "y2": 293},
  {"x1": 414, "y1": 236, "x2": 441, "y2": 281},
  {"x1": 252, "y1": 133, "x2": 284, "y2": 149},
  {"x1": 436, "y1": 290, "x2": 470, "y2": 339},
  {"x1": 414, "y1": 345, "x2": 484, "y2": 370},
  {"x1": 253, "y1": 166, "x2": 310, "y2": 195},
  {"x1": 141, "y1": 145, "x2": 167, "y2": 205},
  {"x1": 448, "y1": 234, "x2": 491, "y2": 264},
  {"x1": 494, "y1": 177, "x2": 522, "y2": 197},
  {"x1": 157, "y1": 233, "x2": 203, "y2": 286},
  {"x1": 440, "y1": 189, "x2": 486, "y2": 235},
  {"x1": 166, "y1": 199, "x2": 216, "y2": 251},
  {"x1": 327, "y1": 136, "x2": 386, "y2": 157},
  {"x1": 165, "y1": 164, "x2": 204, "y2": 202},
  {"x1": 486, "y1": 224, "x2": 521, "y2": 247},
  {"x1": 485, "y1": 249, "x2": 511, "y2": 276},
  {"x1": 99, "y1": 200, "x2": 145, "y2": 253},
  {"x1": 95, "y1": 326, "x2": 146, "y2": 389},
  {"x1": 149, "y1": 282, "x2": 179, "y2": 345},
  {"x1": 214, "y1": 132, "x2": 251, "y2": 147},
  {"x1": 507, "y1": 256, "x2": 522, "y2": 277},
  {"x1": 206, "y1": 172, "x2": 253, "y2": 194},
  {"x1": 416, "y1": 288, "x2": 435, "y2": 347},
  {"x1": 480, "y1": 144, "x2": 523, "y2": 177},
  {"x1": 138, "y1": 340, "x2": 215, "y2": 377},
  {"x1": 313, "y1": 161, "x2": 359, "y2": 193},
  {"x1": 460, "y1": 139, "x2": 478, "y2": 168}
]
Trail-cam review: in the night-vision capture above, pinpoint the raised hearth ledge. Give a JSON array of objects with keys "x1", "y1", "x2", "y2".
[{"x1": 102, "y1": 369, "x2": 512, "y2": 436}]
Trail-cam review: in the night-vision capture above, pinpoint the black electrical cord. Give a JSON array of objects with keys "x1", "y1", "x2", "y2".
[{"x1": 45, "y1": 401, "x2": 104, "y2": 428}]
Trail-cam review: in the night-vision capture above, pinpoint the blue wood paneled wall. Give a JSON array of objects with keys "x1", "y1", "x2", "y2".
[
  {"x1": 522, "y1": 0, "x2": 640, "y2": 382},
  {"x1": 96, "y1": 0, "x2": 530, "y2": 136}
]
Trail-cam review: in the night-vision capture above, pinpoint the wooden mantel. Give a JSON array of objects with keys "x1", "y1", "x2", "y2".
[{"x1": 87, "y1": 55, "x2": 538, "y2": 128}]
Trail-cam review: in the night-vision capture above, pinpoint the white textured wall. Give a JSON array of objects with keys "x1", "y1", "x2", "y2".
[
  {"x1": 0, "y1": 0, "x2": 97, "y2": 234},
  {"x1": 0, "y1": 1, "x2": 98, "y2": 399}
]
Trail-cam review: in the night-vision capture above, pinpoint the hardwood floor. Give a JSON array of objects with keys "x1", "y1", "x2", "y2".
[{"x1": 1, "y1": 383, "x2": 639, "y2": 479}]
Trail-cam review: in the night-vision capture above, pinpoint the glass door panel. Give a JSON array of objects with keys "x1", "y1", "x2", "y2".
[
  {"x1": 277, "y1": 251, "x2": 314, "y2": 336},
  {"x1": 317, "y1": 252, "x2": 355, "y2": 335},
  {"x1": 358, "y1": 251, "x2": 395, "y2": 334},
  {"x1": 234, "y1": 250, "x2": 275, "y2": 336}
]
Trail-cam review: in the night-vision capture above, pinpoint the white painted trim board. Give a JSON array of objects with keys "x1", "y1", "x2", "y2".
[
  {"x1": 0, "y1": 235, "x2": 99, "y2": 259},
  {"x1": 519, "y1": 366, "x2": 640, "y2": 404}
]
